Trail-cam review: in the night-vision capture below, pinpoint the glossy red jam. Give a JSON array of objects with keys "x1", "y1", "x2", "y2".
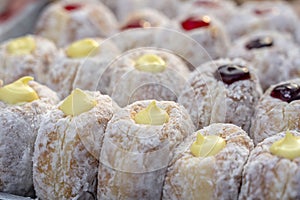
[
  {"x1": 121, "y1": 19, "x2": 150, "y2": 30},
  {"x1": 0, "y1": 10, "x2": 12, "y2": 22},
  {"x1": 270, "y1": 83, "x2": 300, "y2": 103},
  {"x1": 181, "y1": 16, "x2": 210, "y2": 31},
  {"x1": 215, "y1": 64, "x2": 250, "y2": 85},
  {"x1": 63, "y1": 4, "x2": 82, "y2": 12}
]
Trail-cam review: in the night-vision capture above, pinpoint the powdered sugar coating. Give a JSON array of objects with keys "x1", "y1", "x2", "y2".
[
  {"x1": 239, "y1": 130, "x2": 300, "y2": 200},
  {"x1": 179, "y1": 0, "x2": 237, "y2": 28},
  {"x1": 228, "y1": 30, "x2": 300, "y2": 90},
  {"x1": 106, "y1": 49, "x2": 190, "y2": 107},
  {"x1": 0, "y1": 80, "x2": 59, "y2": 196},
  {"x1": 119, "y1": 8, "x2": 171, "y2": 30},
  {"x1": 110, "y1": 0, "x2": 180, "y2": 20},
  {"x1": 98, "y1": 100, "x2": 195, "y2": 199},
  {"x1": 176, "y1": 14, "x2": 230, "y2": 60},
  {"x1": 110, "y1": 27, "x2": 214, "y2": 72},
  {"x1": 251, "y1": 79, "x2": 300, "y2": 145},
  {"x1": 227, "y1": 1, "x2": 298, "y2": 41},
  {"x1": 46, "y1": 38, "x2": 120, "y2": 99},
  {"x1": 33, "y1": 91, "x2": 117, "y2": 199},
  {"x1": 163, "y1": 123, "x2": 253, "y2": 200},
  {"x1": 0, "y1": 35, "x2": 58, "y2": 84},
  {"x1": 35, "y1": 0, "x2": 118, "y2": 47},
  {"x1": 178, "y1": 58, "x2": 262, "y2": 133}
]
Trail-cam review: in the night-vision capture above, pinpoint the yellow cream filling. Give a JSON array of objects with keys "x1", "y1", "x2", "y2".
[
  {"x1": 66, "y1": 38, "x2": 99, "y2": 58},
  {"x1": 7, "y1": 36, "x2": 36, "y2": 55},
  {"x1": 135, "y1": 54, "x2": 166, "y2": 73},
  {"x1": 59, "y1": 88, "x2": 97, "y2": 116},
  {"x1": 270, "y1": 130, "x2": 300, "y2": 160},
  {"x1": 0, "y1": 76, "x2": 39, "y2": 104},
  {"x1": 134, "y1": 101, "x2": 169, "y2": 125},
  {"x1": 191, "y1": 132, "x2": 226, "y2": 157}
]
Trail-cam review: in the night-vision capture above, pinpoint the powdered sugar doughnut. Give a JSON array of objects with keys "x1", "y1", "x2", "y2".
[
  {"x1": 0, "y1": 77, "x2": 59, "y2": 197},
  {"x1": 176, "y1": 14, "x2": 230, "y2": 60},
  {"x1": 105, "y1": 48, "x2": 190, "y2": 107},
  {"x1": 179, "y1": 0, "x2": 237, "y2": 24},
  {"x1": 251, "y1": 79, "x2": 300, "y2": 145},
  {"x1": 98, "y1": 100, "x2": 195, "y2": 200},
  {"x1": 35, "y1": 0, "x2": 118, "y2": 47},
  {"x1": 163, "y1": 123, "x2": 253, "y2": 200},
  {"x1": 178, "y1": 58, "x2": 262, "y2": 132},
  {"x1": 0, "y1": 35, "x2": 57, "y2": 84},
  {"x1": 46, "y1": 37, "x2": 120, "y2": 99},
  {"x1": 33, "y1": 90, "x2": 118, "y2": 199},
  {"x1": 110, "y1": 27, "x2": 211, "y2": 71},
  {"x1": 228, "y1": 30, "x2": 300, "y2": 90},
  {"x1": 119, "y1": 8, "x2": 173, "y2": 31},
  {"x1": 239, "y1": 130, "x2": 300, "y2": 199},
  {"x1": 109, "y1": 0, "x2": 180, "y2": 20},
  {"x1": 227, "y1": 1, "x2": 298, "y2": 40}
]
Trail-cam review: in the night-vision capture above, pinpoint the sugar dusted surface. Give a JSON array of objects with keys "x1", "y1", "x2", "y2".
[
  {"x1": 0, "y1": 81, "x2": 59, "y2": 196},
  {"x1": 178, "y1": 58, "x2": 262, "y2": 133},
  {"x1": 46, "y1": 38, "x2": 120, "y2": 99},
  {"x1": 0, "y1": 35, "x2": 58, "y2": 84},
  {"x1": 119, "y1": 8, "x2": 171, "y2": 29},
  {"x1": 251, "y1": 78, "x2": 300, "y2": 145},
  {"x1": 35, "y1": 1, "x2": 118, "y2": 47},
  {"x1": 106, "y1": 49, "x2": 191, "y2": 107},
  {"x1": 176, "y1": 14, "x2": 230, "y2": 60},
  {"x1": 113, "y1": 0, "x2": 180, "y2": 20},
  {"x1": 239, "y1": 130, "x2": 300, "y2": 200},
  {"x1": 98, "y1": 100, "x2": 195, "y2": 199},
  {"x1": 33, "y1": 91, "x2": 117, "y2": 199},
  {"x1": 163, "y1": 123, "x2": 253, "y2": 200},
  {"x1": 179, "y1": 0, "x2": 236, "y2": 24},
  {"x1": 228, "y1": 30, "x2": 300, "y2": 90},
  {"x1": 227, "y1": 1, "x2": 298, "y2": 41}
]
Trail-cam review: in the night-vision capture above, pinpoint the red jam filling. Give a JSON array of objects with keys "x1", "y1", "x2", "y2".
[
  {"x1": 271, "y1": 83, "x2": 300, "y2": 103},
  {"x1": 181, "y1": 16, "x2": 210, "y2": 31},
  {"x1": 0, "y1": 10, "x2": 12, "y2": 22},
  {"x1": 63, "y1": 4, "x2": 82, "y2": 12},
  {"x1": 0, "y1": 0, "x2": 32, "y2": 23},
  {"x1": 121, "y1": 19, "x2": 151, "y2": 30},
  {"x1": 215, "y1": 64, "x2": 250, "y2": 85},
  {"x1": 254, "y1": 8, "x2": 273, "y2": 15}
]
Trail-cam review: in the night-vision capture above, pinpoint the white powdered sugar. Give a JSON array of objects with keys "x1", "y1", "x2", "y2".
[
  {"x1": 239, "y1": 130, "x2": 300, "y2": 200},
  {"x1": 33, "y1": 90, "x2": 117, "y2": 199},
  {"x1": 179, "y1": 0, "x2": 237, "y2": 24},
  {"x1": 35, "y1": 0, "x2": 118, "y2": 47},
  {"x1": 228, "y1": 30, "x2": 300, "y2": 90},
  {"x1": 119, "y1": 8, "x2": 171, "y2": 29},
  {"x1": 178, "y1": 58, "x2": 262, "y2": 133},
  {"x1": 106, "y1": 49, "x2": 191, "y2": 107},
  {"x1": 227, "y1": 1, "x2": 299, "y2": 41},
  {"x1": 0, "y1": 80, "x2": 59, "y2": 197},
  {"x1": 175, "y1": 14, "x2": 230, "y2": 60},
  {"x1": 98, "y1": 100, "x2": 195, "y2": 200},
  {"x1": 251, "y1": 78, "x2": 300, "y2": 145},
  {"x1": 111, "y1": 0, "x2": 180, "y2": 20},
  {"x1": 46, "y1": 38, "x2": 120, "y2": 99},
  {"x1": 163, "y1": 123, "x2": 253, "y2": 200},
  {"x1": 0, "y1": 35, "x2": 58, "y2": 84}
]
